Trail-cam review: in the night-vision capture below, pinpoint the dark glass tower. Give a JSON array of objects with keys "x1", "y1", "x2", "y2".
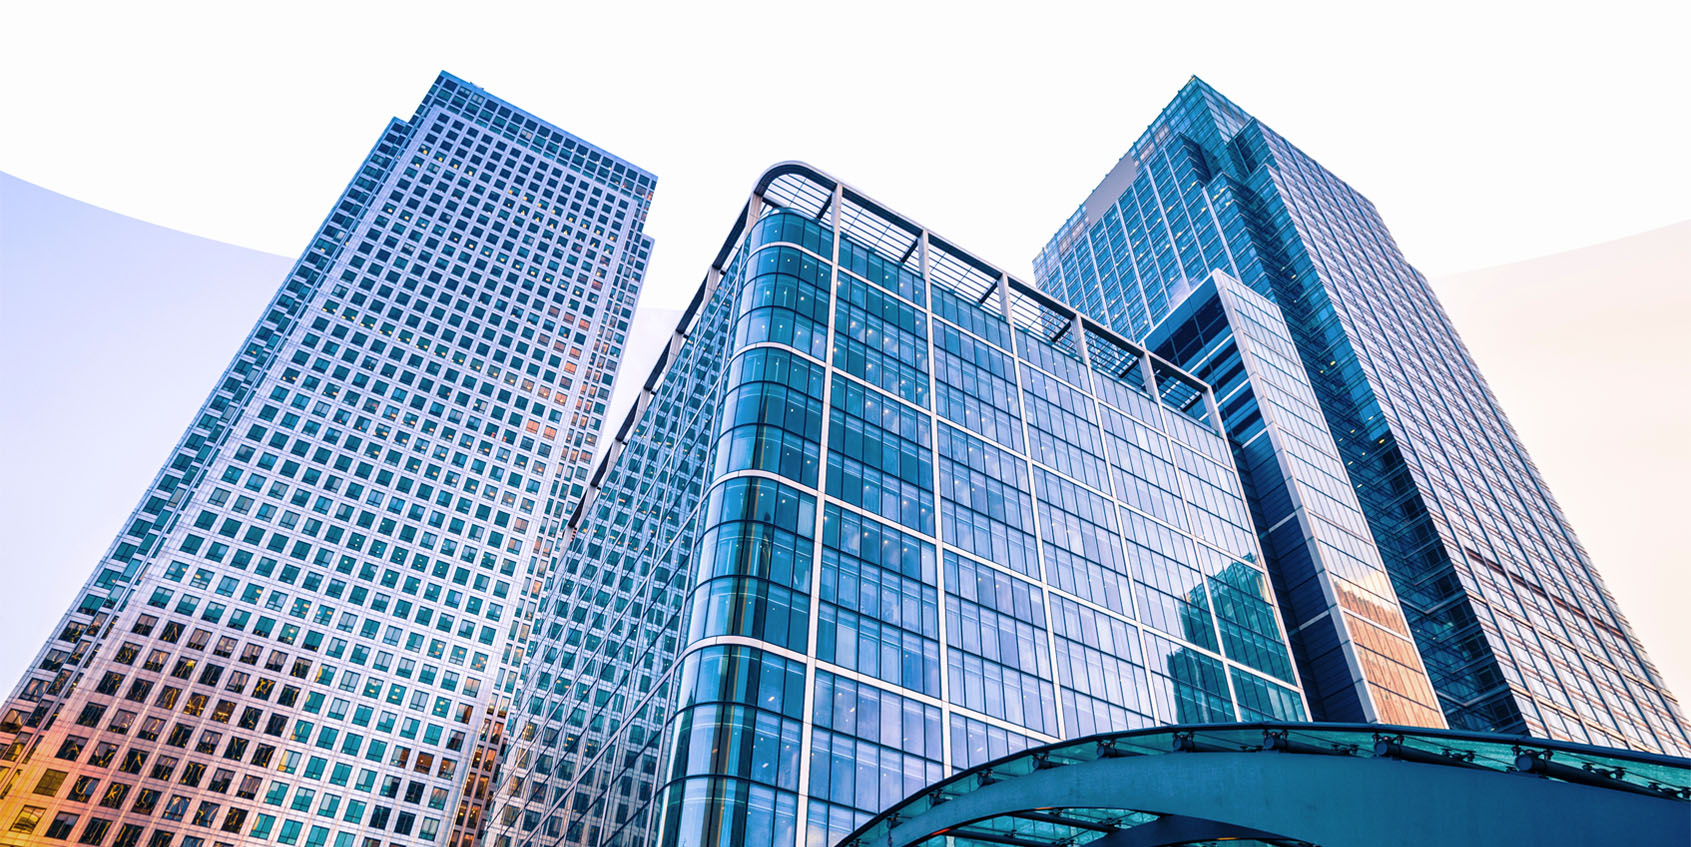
[
  {"x1": 0, "y1": 73, "x2": 655, "y2": 847},
  {"x1": 1034, "y1": 77, "x2": 1687, "y2": 753}
]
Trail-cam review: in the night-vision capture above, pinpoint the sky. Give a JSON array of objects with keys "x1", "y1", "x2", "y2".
[
  {"x1": 1430, "y1": 221, "x2": 1691, "y2": 711},
  {"x1": 1, "y1": 1, "x2": 1688, "y2": 716}
]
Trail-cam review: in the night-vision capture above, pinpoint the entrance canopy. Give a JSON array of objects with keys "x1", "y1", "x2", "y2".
[{"x1": 840, "y1": 722, "x2": 1689, "y2": 847}]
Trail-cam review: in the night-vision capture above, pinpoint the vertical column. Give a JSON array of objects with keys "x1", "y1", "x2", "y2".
[
  {"x1": 793, "y1": 181, "x2": 843, "y2": 843},
  {"x1": 917, "y1": 231, "x2": 959, "y2": 776}
]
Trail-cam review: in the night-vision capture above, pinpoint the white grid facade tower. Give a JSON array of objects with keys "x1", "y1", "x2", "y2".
[{"x1": 0, "y1": 73, "x2": 654, "y2": 847}]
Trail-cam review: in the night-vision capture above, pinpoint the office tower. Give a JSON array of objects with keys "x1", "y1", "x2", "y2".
[
  {"x1": 1147, "y1": 270, "x2": 1446, "y2": 728},
  {"x1": 0, "y1": 73, "x2": 654, "y2": 847},
  {"x1": 486, "y1": 163, "x2": 1308, "y2": 847},
  {"x1": 1034, "y1": 78, "x2": 1687, "y2": 753}
]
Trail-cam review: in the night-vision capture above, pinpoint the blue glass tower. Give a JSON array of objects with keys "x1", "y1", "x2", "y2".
[
  {"x1": 485, "y1": 163, "x2": 1308, "y2": 847},
  {"x1": 1146, "y1": 270, "x2": 1445, "y2": 728},
  {"x1": 1035, "y1": 78, "x2": 1687, "y2": 753}
]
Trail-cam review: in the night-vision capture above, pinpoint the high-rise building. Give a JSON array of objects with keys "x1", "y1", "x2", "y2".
[
  {"x1": 1145, "y1": 269, "x2": 1446, "y2": 728},
  {"x1": 1034, "y1": 77, "x2": 1687, "y2": 753},
  {"x1": 0, "y1": 72, "x2": 655, "y2": 847},
  {"x1": 485, "y1": 163, "x2": 1308, "y2": 847}
]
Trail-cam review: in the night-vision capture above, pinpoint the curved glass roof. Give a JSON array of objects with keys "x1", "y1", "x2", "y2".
[{"x1": 840, "y1": 721, "x2": 1691, "y2": 847}]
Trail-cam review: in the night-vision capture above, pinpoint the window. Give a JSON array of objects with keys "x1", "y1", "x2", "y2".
[
  {"x1": 161, "y1": 794, "x2": 191, "y2": 822},
  {"x1": 250, "y1": 744, "x2": 276, "y2": 768},
  {"x1": 111, "y1": 823, "x2": 144, "y2": 847},
  {"x1": 212, "y1": 699, "x2": 237, "y2": 722},
  {"x1": 9, "y1": 806, "x2": 44, "y2": 834},
  {"x1": 265, "y1": 780, "x2": 291, "y2": 806},
  {"x1": 107, "y1": 710, "x2": 136, "y2": 735},
  {"x1": 130, "y1": 787, "x2": 160, "y2": 815},
  {"x1": 250, "y1": 814, "x2": 276, "y2": 839},
  {"x1": 88, "y1": 741, "x2": 118, "y2": 768},
  {"x1": 43, "y1": 811, "x2": 78, "y2": 840},
  {"x1": 76, "y1": 817, "x2": 111, "y2": 845},
  {"x1": 75, "y1": 703, "x2": 107, "y2": 727},
  {"x1": 196, "y1": 731, "x2": 222, "y2": 755},
  {"x1": 56, "y1": 736, "x2": 88, "y2": 760},
  {"x1": 191, "y1": 801, "x2": 220, "y2": 827},
  {"x1": 34, "y1": 770, "x2": 67, "y2": 796},
  {"x1": 98, "y1": 781, "x2": 132, "y2": 810},
  {"x1": 67, "y1": 775, "x2": 99, "y2": 803}
]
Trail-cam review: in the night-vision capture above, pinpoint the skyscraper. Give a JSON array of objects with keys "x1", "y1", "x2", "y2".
[
  {"x1": 1034, "y1": 78, "x2": 1687, "y2": 753},
  {"x1": 1145, "y1": 269, "x2": 1446, "y2": 728},
  {"x1": 0, "y1": 72, "x2": 655, "y2": 847},
  {"x1": 485, "y1": 163, "x2": 1308, "y2": 847}
]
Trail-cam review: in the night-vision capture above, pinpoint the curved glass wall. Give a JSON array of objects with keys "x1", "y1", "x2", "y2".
[
  {"x1": 656, "y1": 211, "x2": 833, "y2": 847},
  {"x1": 488, "y1": 169, "x2": 1308, "y2": 847},
  {"x1": 712, "y1": 349, "x2": 824, "y2": 489}
]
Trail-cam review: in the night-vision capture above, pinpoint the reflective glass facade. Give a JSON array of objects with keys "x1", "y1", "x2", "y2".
[
  {"x1": 1035, "y1": 78, "x2": 1687, "y2": 752},
  {"x1": 0, "y1": 73, "x2": 655, "y2": 847},
  {"x1": 1148, "y1": 272, "x2": 1442, "y2": 727},
  {"x1": 486, "y1": 164, "x2": 1305, "y2": 847}
]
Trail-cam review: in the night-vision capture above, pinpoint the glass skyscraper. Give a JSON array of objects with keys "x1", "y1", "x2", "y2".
[
  {"x1": 484, "y1": 163, "x2": 1307, "y2": 847},
  {"x1": 0, "y1": 73, "x2": 654, "y2": 847},
  {"x1": 1034, "y1": 77, "x2": 1687, "y2": 753},
  {"x1": 1145, "y1": 270, "x2": 1445, "y2": 728}
]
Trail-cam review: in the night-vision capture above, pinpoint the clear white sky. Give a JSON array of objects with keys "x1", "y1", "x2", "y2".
[
  {"x1": 2, "y1": 1, "x2": 1688, "y2": 718},
  {"x1": 5, "y1": 1, "x2": 1690, "y2": 291}
]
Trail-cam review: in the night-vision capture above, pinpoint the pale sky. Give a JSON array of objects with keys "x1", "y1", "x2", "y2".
[
  {"x1": 1430, "y1": 222, "x2": 1691, "y2": 711},
  {"x1": 2, "y1": 1, "x2": 1688, "y2": 718}
]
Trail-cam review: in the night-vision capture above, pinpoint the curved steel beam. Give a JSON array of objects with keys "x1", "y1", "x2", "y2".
[{"x1": 883, "y1": 751, "x2": 1686, "y2": 847}]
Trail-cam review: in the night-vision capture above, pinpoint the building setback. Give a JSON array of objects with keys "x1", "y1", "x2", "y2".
[
  {"x1": 485, "y1": 163, "x2": 1308, "y2": 847},
  {"x1": 0, "y1": 73, "x2": 654, "y2": 847},
  {"x1": 1034, "y1": 77, "x2": 1687, "y2": 753},
  {"x1": 1144, "y1": 271, "x2": 1446, "y2": 728}
]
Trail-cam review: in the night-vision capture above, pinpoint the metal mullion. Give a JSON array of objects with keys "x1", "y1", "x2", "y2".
[
  {"x1": 1000, "y1": 275, "x2": 1067, "y2": 743},
  {"x1": 913, "y1": 231, "x2": 963, "y2": 776},
  {"x1": 792, "y1": 182, "x2": 843, "y2": 841}
]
